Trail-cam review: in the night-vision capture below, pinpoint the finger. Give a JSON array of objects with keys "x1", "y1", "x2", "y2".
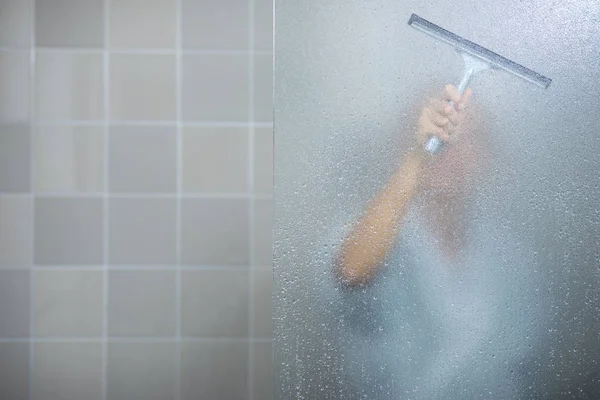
[
  {"x1": 432, "y1": 102, "x2": 460, "y2": 126},
  {"x1": 428, "y1": 98, "x2": 453, "y2": 116},
  {"x1": 421, "y1": 121, "x2": 449, "y2": 142},
  {"x1": 446, "y1": 109, "x2": 460, "y2": 126},
  {"x1": 442, "y1": 84, "x2": 461, "y2": 104},
  {"x1": 426, "y1": 107, "x2": 450, "y2": 127},
  {"x1": 463, "y1": 87, "x2": 473, "y2": 103},
  {"x1": 419, "y1": 114, "x2": 442, "y2": 136},
  {"x1": 456, "y1": 88, "x2": 473, "y2": 110},
  {"x1": 437, "y1": 131, "x2": 451, "y2": 143},
  {"x1": 446, "y1": 122, "x2": 460, "y2": 136}
]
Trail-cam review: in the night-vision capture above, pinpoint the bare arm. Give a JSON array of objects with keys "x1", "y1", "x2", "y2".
[
  {"x1": 335, "y1": 150, "x2": 427, "y2": 286},
  {"x1": 336, "y1": 84, "x2": 472, "y2": 287}
]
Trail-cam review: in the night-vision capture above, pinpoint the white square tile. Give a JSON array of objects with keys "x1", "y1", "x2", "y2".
[
  {"x1": 34, "y1": 270, "x2": 103, "y2": 337},
  {"x1": 107, "y1": 342, "x2": 177, "y2": 400},
  {"x1": 254, "y1": 54, "x2": 273, "y2": 122},
  {"x1": 34, "y1": 126, "x2": 104, "y2": 193},
  {"x1": 253, "y1": 342, "x2": 273, "y2": 400},
  {"x1": 0, "y1": 0, "x2": 31, "y2": 47},
  {"x1": 32, "y1": 343, "x2": 103, "y2": 400},
  {"x1": 180, "y1": 341, "x2": 248, "y2": 400},
  {"x1": 34, "y1": 198, "x2": 103, "y2": 265},
  {"x1": 110, "y1": 0, "x2": 176, "y2": 49},
  {"x1": 253, "y1": 199, "x2": 272, "y2": 266},
  {"x1": 252, "y1": 269, "x2": 272, "y2": 337},
  {"x1": 182, "y1": 127, "x2": 248, "y2": 193},
  {"x1": 110, "y1": 54, "x2": 176, "y2": 120},
  {"x1": 109, "y1": 126, "x2": 176, "y2": 193},
  {"x1": 181, "y1": 199, "x2": 249, "y2": 265},
  {"x1": 254, "y1": 0, "x2": 273, "y2": 51},
  {"x1": 0, "y1": 343, "x2": 29, "y2": 399},
  {"x1": 0, "y1": 52, "x2": 29, "y2": 121},
  {"x1": 0, "y1": 197, "x2": 32, "y2": 268},
  {"x1": 108, "y1": 271, "x2": 176, "y2": 336},
  {"x1": 181, "y1": 270, "x2": 249, "y2": 337},
  {"x1": 182, "y1": 55, "x2": 249, "y2": 122},
  {"x1": 0, "y1": 271, "x2": 30, "y2": 337},
  {"x1": 254, "y1": 127, "x2": 273, "y2": 193},
  {"x1": 182, "y1": 0, "x2": 248, "y2": 50},
  {"x1": 0, "y1": 123, "x2": 30, "y2": 192},
  {"x1": 109, "y1": 198, "x2": 176, "y2": 265},
  {"x1": 35, "y1": 52, "x2": 104, "y2": 120},
  {"x1": 35, "y1": 0, "x2": 104, "y2": 48}
]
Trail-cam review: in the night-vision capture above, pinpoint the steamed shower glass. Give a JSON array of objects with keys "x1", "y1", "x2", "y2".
[{"x1": 274, "y1": 0, "x2": 600, "y2": 398}]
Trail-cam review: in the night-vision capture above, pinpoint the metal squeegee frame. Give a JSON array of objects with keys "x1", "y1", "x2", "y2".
[{"x1": 408, "y1": 14, "x2": 552, "y2": 88}]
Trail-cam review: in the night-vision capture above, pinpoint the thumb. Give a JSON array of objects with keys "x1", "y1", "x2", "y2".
[{"x1": 458, "y1": 88, "x2": 473, "y2": 109}]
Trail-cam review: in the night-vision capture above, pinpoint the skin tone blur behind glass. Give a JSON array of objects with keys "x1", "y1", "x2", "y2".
[{"x1": 335, "y1": 83, "x2": 489, "y2": 286}]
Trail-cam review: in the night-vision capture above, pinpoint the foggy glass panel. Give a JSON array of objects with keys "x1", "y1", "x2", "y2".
[{"x1": 274, "y1": 0, "x2": 600, "y2": 399}]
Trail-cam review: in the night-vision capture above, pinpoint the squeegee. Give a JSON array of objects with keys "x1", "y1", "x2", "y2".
[{"x1": 408, "y1": 14, "x2": 551, "y2": 154}]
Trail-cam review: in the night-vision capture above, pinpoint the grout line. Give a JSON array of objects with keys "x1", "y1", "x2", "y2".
[
  {"x1": 0, "y1": 193, "x2": 31, "y2": 198},
  {"x1": 28, "y1": 0, "x2": 36, "y2": 398},
  {"x1": 27, "y1": 265, "x2": 256, "y2": 271},
  {"x1": 102, "y1": 1, "x2": 110, "y2": 399},
  {"x1": 178, "y1": 264, "x2": 254, "y2": 270},
  {"x1": 9, "y1": 47, "x2": 272, "y2": 55},
  {"x1": 31, "y1": 192, "x2": 273, "y2": 199},
  {"x1": 31, "y1": 265, "x2": 105, "y2": 271},
  {"x1": 180, "y1": 265, "x2": 253, "y2": 271},
  {"x1": 0, "y1": 47, "x2": 30, "y2": 52},
  {"x1": 0, "y1": 118, "x2": 34, "y2": 125},
  {"x1": 250, "y1": 264, "x2": 273, "y2": 270},
  {"x1": 31, "y1": 265, "x2": 163, "y2": 271},
  {"x1": 248, "y1": 0, "x2": 256, "y2": 398},
  {"x1": 0, "y1": 337, "x2": 273, "y2": 343},
  {"x1": 175, "y1": 0, "x2": 183, "y2": 399},
  {"x1": 29, "y1": 120, "x2": 273, "y2": 127},
  {"x1": 252, "y1": 193, "x2": 274, "y2": 199},
  {"x1": 181, "y1": 121, "x2": 274, "y2": 127}
]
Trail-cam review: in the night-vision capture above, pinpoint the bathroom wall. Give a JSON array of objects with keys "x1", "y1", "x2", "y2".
[{"x1": 0, "y1": 1, "x2": 273, "y2": 399}]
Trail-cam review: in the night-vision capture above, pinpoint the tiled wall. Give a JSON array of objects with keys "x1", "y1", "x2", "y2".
[{"x1": 0, "y1": 1, "x2": 273, "y2": 399}]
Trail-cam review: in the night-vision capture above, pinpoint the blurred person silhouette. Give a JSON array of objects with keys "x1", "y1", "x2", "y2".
[
  {"x1": 326, "y1": 84, "x2": 541, "y2": 398},
  {"x1": 336, "y1": 83, "x2": 478, "y2": 286}
]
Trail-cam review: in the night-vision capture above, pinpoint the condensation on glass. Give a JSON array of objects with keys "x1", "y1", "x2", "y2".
[{"x1": 274, "y1": 0, "x2": 600, "y2": 399}]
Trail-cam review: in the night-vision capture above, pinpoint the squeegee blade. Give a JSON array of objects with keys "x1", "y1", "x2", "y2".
[{"x1": 408, "y1": 14, "x2": 551, "y2": 88}]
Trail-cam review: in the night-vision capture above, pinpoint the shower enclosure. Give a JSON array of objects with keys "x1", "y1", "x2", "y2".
[{"x1": 274, "y1": 0, "x2": 600, "y2": 398}]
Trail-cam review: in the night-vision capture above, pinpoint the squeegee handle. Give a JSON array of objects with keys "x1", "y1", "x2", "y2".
[{"x1": 424, "y1": 69, "x2": 473, "y2": 154}]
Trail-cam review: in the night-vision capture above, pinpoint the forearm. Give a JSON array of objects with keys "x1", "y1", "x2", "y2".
[{"x1": 337, "y1": 150, "x2": 427, "y2": 286}]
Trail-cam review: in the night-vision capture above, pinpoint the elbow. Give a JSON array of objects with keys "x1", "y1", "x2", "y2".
[
  {"x1": 334, "y1": 255, "x2": 372, "y2": 289},
  {"x1": 340, "y1": 269, "x2": 368, "y2": 289}
]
